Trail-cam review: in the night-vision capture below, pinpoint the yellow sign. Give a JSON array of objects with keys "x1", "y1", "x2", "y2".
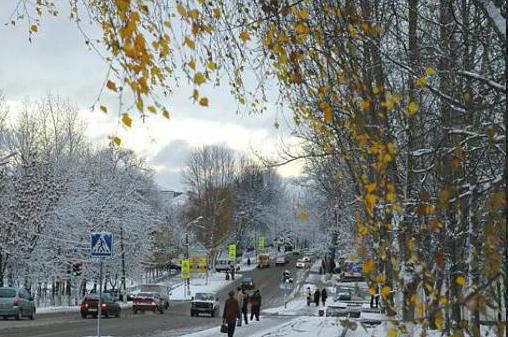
[
  {"x1": 190, "y1": 256, "x2": 208, "y2": 273},
  {"x1": 258, "y1": 237, "x2": 265, "y2": 250},
  {"x1": 228, "y1": 244, "x2": 236, "y2": 260},
  {"x1": 181, "y1": 259, "x2": 190, "y2": 280}
]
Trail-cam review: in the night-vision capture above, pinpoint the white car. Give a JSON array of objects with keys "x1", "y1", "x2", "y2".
[
  {"x1": 359, "y1": 303, "x2": 384, "y2": 325},
  {"x1": 302, "y1": 256, "x2": 311, "y2": 263},
  {"x1": 275, "y1": 256, "x2": 288, "y2": 265},
  {"x1": 296, "y1": 259, "x2": 308, "y2": 268}
]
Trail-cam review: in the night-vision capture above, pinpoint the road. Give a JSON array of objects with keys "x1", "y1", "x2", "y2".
[{"x1": 0, "y1": 255, "x2": 304, "y2": 337}]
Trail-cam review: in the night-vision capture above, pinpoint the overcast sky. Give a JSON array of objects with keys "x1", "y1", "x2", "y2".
[{"x1": 0, "y1": 2, "x2": 303, "y2": 190}]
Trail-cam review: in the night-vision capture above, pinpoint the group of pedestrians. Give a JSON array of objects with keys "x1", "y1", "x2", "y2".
[
  {"x1": 222, "y1": 286, "x2": 262, "y2": 337},
  {"x1": 306, "y1": 287, "x2": 328, "y2": 306}
]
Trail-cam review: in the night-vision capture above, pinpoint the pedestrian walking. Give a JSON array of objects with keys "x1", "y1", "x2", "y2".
[
  {"x1": 225, "y1": 270, "x2": 230, "y2": 280},
  {"x1": 241, "y1": 289, "x2": 249, "y2": 324},
  {"x1": 305, "y1": 287, "x2": 312, "y2": 306},
  {"x1": 249, "y1": 290, "x2": 262, "y2": 321},
  {"x1": 314, "y1": 288, "x2": 321, "y2": 306},
  {"x1": 223, "y1": 291, "x2": 240, "y2": 337},
  {"x1": 231, "y1": 265, "x2": 236, "y2": 280},
  {"x1": 370, "y1": 282, "x2": 381, "y2": 308},
  {"x1": 321, "y1": 288, "x2": 328, "y2": 306},
  {"x1": 234, "y1": 286, "x2": 243, "y2": 325}
]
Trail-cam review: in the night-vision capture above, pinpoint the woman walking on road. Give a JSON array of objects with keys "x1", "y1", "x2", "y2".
[
  {"x1": 313, "y1": 289, "x2": 321, "y2": 306},
  {"x1": 306, "y1": 287, "x2": 312, "y2": 306},
  {"x1": 250, "y1": 290, "x2": 262, "y2": 321},
  {"x1": 321, "y1": 288, "x2": 328, "y2": 306},
  {"x1": 223, "y1": 291, "x2": 240, "y2": 337}
]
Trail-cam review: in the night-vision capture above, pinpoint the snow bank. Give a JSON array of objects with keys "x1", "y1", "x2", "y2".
[{"x1": 169, "y1": 272, "x2": 239, "y2": 300}]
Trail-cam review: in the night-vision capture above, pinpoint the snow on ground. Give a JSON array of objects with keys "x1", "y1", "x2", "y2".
[
  {"x1": 170, "y1": 272, "x2": 240, "y2": 300},
  {"x1": 164, "y1": 317, "x2": 292, "y2": 337},
  {"x1": 174, "y1": 317, "x2": 502, "y2": 337}
]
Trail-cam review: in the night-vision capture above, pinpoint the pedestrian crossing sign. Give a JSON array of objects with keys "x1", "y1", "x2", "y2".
[{"x1": 90, "y1": 232, "x2": 113, "y2": 257}]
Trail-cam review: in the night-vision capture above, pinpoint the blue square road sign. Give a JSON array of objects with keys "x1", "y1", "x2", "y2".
[{"x1": 91, "y1": 232, "x2": 113, "y2": 257}]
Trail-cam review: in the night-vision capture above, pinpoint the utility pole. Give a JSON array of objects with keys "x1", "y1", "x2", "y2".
[{"x1": 185, "y1": 231, "x2": 190, "y2": 297}]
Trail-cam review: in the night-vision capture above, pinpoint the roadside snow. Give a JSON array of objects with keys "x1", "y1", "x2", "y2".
[
  {"x1": 174, "y1": 317, "x2": 501, "y2": 337},
  {"x1": 37, "y1": 302, "x2": 132, "y2": 314}
]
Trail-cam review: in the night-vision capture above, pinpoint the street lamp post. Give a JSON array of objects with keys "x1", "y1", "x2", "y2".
[{"x1": 184, "y1": 216, "x2": 204, "y2": 297}]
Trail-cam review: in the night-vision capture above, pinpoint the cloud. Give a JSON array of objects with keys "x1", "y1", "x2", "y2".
[{"x1": 153, "y1": 139, "x2": 193, "y2": 169}]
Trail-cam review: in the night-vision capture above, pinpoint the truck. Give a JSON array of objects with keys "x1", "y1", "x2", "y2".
[{"x1": 138, "y1": 284, "x2": 170, "y2": 309}]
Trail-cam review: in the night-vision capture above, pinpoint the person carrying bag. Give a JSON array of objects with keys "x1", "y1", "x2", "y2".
[{"x1": 222, "y1": 291, "x2": 240, "y2": 336}]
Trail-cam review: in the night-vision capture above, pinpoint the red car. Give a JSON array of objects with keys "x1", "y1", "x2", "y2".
[{"x1": 133, "y1": 292, "x2": 165, "y2": 314}]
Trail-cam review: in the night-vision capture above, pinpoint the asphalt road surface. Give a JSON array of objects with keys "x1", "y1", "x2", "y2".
[{"x1": 0, "y1": 255, "x2": 304, "y2": 337}]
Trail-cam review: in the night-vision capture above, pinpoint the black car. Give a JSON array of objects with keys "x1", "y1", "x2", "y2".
[
  {"x1": 190, "y1": 292, "x2": 219, "y2": 317},
  {"x1": 80, "y1": 293, "x2": 121, "y2": 319}
]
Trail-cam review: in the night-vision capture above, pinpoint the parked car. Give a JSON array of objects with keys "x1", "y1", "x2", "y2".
[
  {"x1": 0, "y1": 287, "x2": 35, "y2": 320},
  {"x1": 190, "y1": 292, "x2": 219, "y2": 317},
  {"x1": 275, "y1": 255, "x2": 289, "y2": 266},
  {"x1": 241, "y1": 277, "x2": 255, "y2": 290},
  {"x1": 302, "y1": 256, "x2": 311, "y2": 263},
  {"x1": 325, "y1": 302, "x2": 348, "y2": 317},
  {"x1": 296, "y1": 258, "x2": 309, "y2": 268},
  {"x1": 133, "y1": 292, "x2": 165, "y2": 314},
  {"x1": 139, "y1": 284, "x2": 170, "y2": 309},
  {"x1": 292, "y1": 250, "x2": 301, "y2": 256},
  {"x1": 257, "y1": 254, "x2": 271, "y2": 268},
  {"x1": 359, "y1": 303, "x2": 384, "y2": 325},
  {"x1": 334, "y1": 287, "x2": 353, "y2": 301},
  {"x1": 80, "y1": 293, "x2": 121, "y2": 318}
]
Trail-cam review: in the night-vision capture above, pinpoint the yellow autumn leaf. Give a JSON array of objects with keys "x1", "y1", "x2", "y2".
[
  {"x1": 106, "y1": 80, "x2": 117, "y2": 92},
  {"x1": 99, "y1": 105, "x2": 108, "y2": 113},
  {"x1": 239, "y1": 31, "x2": 250, "y2": 42},
  {"x1": 112, "y1": 136, "x2": 122, "y2": 146},
  {"x1": 295, "y1": 22, "x2": 309, "y2": 34},
  {"x1": 435, "y1": 315, "x2": 444, "y2": 330},
  {"x1": 188, "y1": 9, "x2": 200, "y2": 19},
  {"x1": 207, "y1": 61, "x2": 217, "y2": 70},
  {"x1": 298, "y1": 211, "x2": 309, "y2": 221},
  {"x1": 30, "y1": 25, "x2": 38, "y2": 32},
  {"x1": 381, "y1": 286, "x2": 392, "y2": 296},
  {"x1": 176, "y1": 4, "x2": 187, "y2": 17},
  {"x1": 147, "y1": 106, "x2": 157, "y2": 113},
  {"x1": 274, "y1": 121, "x2": 280, "y2": 129},
  {"x1": 199, "y1": 97, "x2": 208, "y2": 106},
  {"x1": 416, "y1": 76, "x2": 427, "y2": 87},
  {"x1": 162, "y1": 109, "x2": 170, "y2": 119},
  {"x1": 184, "y1": 37, "x2": 195, "y2": 49},
  {"x1": 299, "y1": 9, "x2": 309, "y2": 20},
  {"x1": 362, "y1": 259, "x2": 375, "y2": 273},
  {"x1": 188, "y1": 58, "x2": 196, "y2": 70},
  {"x1": 366, "y1": 182, "x2": 377, "y2": 193},
  {"x1": 387, "y1": 327, "x2": 398, "y2": 337},
  {"x1": 213, "y1": 8, "x2": 221, "y2": 18},
  {"x1": 438, "y1": 296, "x2": 448, "y2": 305},
  {"x1": 407, "y1": 101, "x2": 419, "y2": 116},
  {"x1": 136, "y1": 99, "x2": 143, "y2": 112},
  {"x1": 455, "y1": 276, "x2": 465, "y2": 286},
  {"x1": 121, "y1": 113, "x2": 132, "y2": 128},
  {"x1": 425, "y1": 67, "x2": 435, "y2": 75},
  {"x1": 194, "y1": 72, "x2": 206, "y2": 85}
]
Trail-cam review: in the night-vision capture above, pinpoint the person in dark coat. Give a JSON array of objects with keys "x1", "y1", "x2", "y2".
[
  {"x1": 314, "y1": 288, "x2": 321, "y2": 306},
  {"x1": 321, "y1": 288, "x2": 328, "y2": 306},
  {"x1": 249, "y1": 290, "x2": 262, "y2": 321},
  {"x1": 223, "y1": 291, "x2": 240, "y2": 337},
  {"x1": 241, "y1": 289, "x2": 249, "y2": 324}
]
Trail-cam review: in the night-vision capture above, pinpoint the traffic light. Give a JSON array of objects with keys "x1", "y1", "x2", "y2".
[{"x1": 71, "y1": 263, "x2": 82, "y2": 277}]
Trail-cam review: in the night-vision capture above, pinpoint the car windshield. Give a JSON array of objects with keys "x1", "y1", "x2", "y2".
[
  {"x1": 195, "y1": 293, "x2": 214, "y2": 301},
  {"x1": 138, "y1": 292, "x2": 157, "y2": 298},
  {"x1": 243, "y1": 278, "x2": 252, "y2": 283},
  {"x1": 0, "y1": 289, "x2": 16, "y2": 298}
]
